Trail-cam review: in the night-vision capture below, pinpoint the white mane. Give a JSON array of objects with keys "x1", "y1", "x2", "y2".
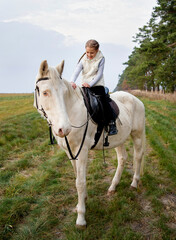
[{"x1": 49, "y1": 66, "x2": 82, "y2": 101}]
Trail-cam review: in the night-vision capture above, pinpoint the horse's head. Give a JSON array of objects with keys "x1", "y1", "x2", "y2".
[{"x1": 34, "y1": 60, "x2": 72, "y2": 138}]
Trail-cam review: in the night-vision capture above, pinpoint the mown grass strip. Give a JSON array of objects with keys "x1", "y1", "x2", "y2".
[
  {"x1": 142, "y1": 98, "x2": 176, "y2": 122},
  {"x1": 146, "y1": 108, "x2": 176, "y2": 151},
  {"x1": 144, "y1": 101, "x2": 176, "y2": 184},
  {"x1": 146, "y1": 125, "x2": 176, "y2": 183}
]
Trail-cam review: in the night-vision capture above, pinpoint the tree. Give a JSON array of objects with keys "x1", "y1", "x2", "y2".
[{"x1": 116, "y1": 0, "x2": 176, "y2": 93}]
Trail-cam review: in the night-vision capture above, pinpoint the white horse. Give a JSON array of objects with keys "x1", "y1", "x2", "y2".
[{"x1": 34, "y1": 60, "x2": 145, "y2": 228}]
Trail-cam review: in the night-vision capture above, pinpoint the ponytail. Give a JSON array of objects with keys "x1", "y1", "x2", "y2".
[{"x1": 78, "y1": 52, "x2": 86, "y2": 64}]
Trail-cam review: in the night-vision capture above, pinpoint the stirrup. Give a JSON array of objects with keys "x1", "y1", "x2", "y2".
[{"x1": 108, "y1": 121, "x2": 118, "y2": 136}]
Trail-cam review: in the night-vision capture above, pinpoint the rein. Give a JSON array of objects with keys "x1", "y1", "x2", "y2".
[{"x1": 65, "y1": 110, "x2": 89, "y2": 160}]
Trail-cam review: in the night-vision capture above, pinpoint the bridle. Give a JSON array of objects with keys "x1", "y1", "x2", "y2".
[
  {"x1": 35, "y1": 77, "x2": 56, "y2": 145},
  {"x1": 35, "y1": 77, "x2": 50, "y2": 115},
  {"x1": 35, "y1": 77, "x2": 52, "y2": 123},
  {"x1": 35, "y1": 76, "x2": 89, "y2": 159}
]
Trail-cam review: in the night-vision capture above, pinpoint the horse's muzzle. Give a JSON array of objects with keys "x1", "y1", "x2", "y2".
[{"x1": 55, "y1": 127, "x2": 71, "y2": 138}]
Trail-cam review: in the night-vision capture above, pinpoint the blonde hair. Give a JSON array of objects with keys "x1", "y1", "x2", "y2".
[{"x1": 85, "y1": 39, "x2": 99, "y2": 50}]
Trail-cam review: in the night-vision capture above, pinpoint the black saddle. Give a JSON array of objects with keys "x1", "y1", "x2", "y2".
[
  {"x1": 82, "y1": 87, "x2": 119, "y2": 125},
  {"x1": 82, "y1": 87, "x2": 119, "y2": 148}
]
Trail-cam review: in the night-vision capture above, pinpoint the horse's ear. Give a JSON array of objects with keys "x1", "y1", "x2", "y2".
[
  {"x1": 56, "y1": 60, "x2": 64, "y2": 77},
  {"x1": 39, "y1": 60, "x2": 49, "y2": 76}
]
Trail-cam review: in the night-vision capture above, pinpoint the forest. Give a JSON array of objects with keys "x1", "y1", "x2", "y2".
[{"x1": 116, "y1": 0, "x2": 176, "y2": 93}]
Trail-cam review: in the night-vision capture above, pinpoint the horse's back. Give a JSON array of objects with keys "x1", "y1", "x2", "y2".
[
  {"x1": 110, "y1": 91, "x2": 145, "y2": 132},
  {"x1": 111, "y1": 91, "x2": 143, "y2": 108}
]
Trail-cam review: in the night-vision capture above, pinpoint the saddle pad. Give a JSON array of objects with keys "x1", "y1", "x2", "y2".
[{"x1": 109, "y1": 99, "x2": 119, "y2": 120}]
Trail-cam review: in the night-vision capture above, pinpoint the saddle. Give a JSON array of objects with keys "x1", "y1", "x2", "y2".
[{"x1": 82, "y1": 87, "x2": 119, "y2": 148}]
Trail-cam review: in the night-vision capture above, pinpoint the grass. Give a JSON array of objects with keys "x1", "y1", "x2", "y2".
[{"x1": 0, "y1": 93, "x2": 176, "y2": 239}]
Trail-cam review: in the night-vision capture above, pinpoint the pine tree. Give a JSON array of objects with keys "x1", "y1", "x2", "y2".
[{"x1": 116, "y1": 0, "x2": 176, "y2": 92}]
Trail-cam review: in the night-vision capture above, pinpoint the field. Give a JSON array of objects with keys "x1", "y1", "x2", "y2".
[{"x1": 0, "y1": 93, "x2": 176, "y2": 240}]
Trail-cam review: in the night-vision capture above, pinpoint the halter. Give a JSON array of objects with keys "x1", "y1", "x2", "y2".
[{"x1": 35, "y1": 76, "x2": 90, "y2": 159}]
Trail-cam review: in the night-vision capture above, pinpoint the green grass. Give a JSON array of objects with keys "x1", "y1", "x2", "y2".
[{"x1": 0, "y1": 94, "x2": 176, "y2": 239}]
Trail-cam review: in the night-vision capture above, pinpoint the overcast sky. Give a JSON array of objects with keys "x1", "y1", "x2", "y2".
[{"x1": 0, "y1": 0, "x2": 157, "y2": 92}]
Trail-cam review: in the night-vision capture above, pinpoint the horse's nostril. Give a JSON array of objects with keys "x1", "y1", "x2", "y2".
[
  {"x1": 59, "y1": 128, "x2": 63, "y2": 133},
  {"x1": 56, "y1": 127, "x2": 71, "y2": 137}
]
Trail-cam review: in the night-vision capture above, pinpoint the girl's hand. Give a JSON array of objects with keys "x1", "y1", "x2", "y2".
[
  {"x1": 82, "y1": 83, "x2": 90, "y2": 88},
  {"x1": 71, "y1": 82, "x2": 77, "y2": 89}
]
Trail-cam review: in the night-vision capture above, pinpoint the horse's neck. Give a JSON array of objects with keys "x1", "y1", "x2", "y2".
[{"x1": 64, "y1": 81, "x2": 86, "y2": 122}]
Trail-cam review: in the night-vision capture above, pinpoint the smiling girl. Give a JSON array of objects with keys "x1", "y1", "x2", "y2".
[{"x1": 70, "y1": 39, "x2": 117, "y2": 135}]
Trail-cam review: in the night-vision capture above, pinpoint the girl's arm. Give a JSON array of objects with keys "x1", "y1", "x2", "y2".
[
  {"x1": 89, "y1": 58, "x2": 105, "y2": 87},
  {"x1": 70, "y1": 61, "x2": 83, "y2": 83}
]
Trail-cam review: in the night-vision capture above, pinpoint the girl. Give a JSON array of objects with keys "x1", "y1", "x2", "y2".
[{"x1": 70, "y1": 39, "x2": 117, "y2": 135}]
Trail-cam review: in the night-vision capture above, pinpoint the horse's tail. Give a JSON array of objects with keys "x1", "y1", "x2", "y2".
[{"x1": 140, "y1": 125, "x2": 145, "y2": 176}]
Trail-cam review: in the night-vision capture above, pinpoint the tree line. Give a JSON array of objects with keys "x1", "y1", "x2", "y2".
[{"x1": 116, "y1": 0, "x2": 176, "y2": 93}]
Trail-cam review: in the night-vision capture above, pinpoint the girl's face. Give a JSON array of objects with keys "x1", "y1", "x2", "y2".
[{"x1": 86, "y1": 47, "x2": 98, "y2": 60}]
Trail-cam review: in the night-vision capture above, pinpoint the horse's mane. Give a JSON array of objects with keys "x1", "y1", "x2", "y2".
[
  {"x1": 63, "y1": 78, "x2": 82, "y2": 98},
  {"x1": 49, "y1": 66, "x2": 82, "y2": 100}
]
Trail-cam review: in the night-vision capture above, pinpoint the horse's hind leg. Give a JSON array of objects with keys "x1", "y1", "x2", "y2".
[
  {"x1": 108, "y1": 144, "x2": 128, "y2": 195},
  {"x1": 131, "y1": 130, "x2": 145, "y2": 188}
]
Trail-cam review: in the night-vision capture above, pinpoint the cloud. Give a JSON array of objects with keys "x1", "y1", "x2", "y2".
[
  {"x1": 0, "y1": 21, "x2": 131, "y2": 92},
  {"x1": 0, "y1": 0, "x2": 157, "y2": 93},
  {"x1": 2, "y1": 0, "x2": 157, "y2": 47}
]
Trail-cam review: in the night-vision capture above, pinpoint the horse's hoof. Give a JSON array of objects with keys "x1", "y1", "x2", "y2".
[
  {"x1": 107, "y1": 190, "x2": 115, "y2": 196},
  {"x1": 130, "y1": 185, "x2": 137, "y2": 190},
  {"x1": 76, "y1": 224, "x2": 87, "y2": 230}
]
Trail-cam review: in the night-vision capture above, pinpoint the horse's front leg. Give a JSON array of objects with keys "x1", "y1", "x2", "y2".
[{"x1": 75, "y1": 148, "x2": 88, "y2": 229}]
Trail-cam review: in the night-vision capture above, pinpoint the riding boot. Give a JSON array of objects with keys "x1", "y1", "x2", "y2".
[{"x1": 108, "y1": 121, "x2": 118, "y2": 136}]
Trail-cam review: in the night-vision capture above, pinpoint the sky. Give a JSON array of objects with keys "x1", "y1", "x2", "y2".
[{"x1": 0, "y1": 0, "x2": 157, "y2": 93}]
